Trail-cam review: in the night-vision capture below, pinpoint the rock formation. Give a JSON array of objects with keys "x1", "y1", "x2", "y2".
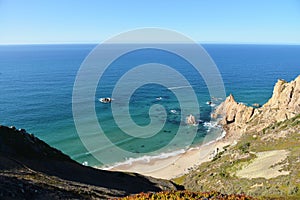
[
  {"x1": 212, "y1": 94, "x2": 254, "y2": 125},
  {"x1": 175, "y1": 75, "x2": 300, "y2": 199},
  {"x1": 212, "y1": 75, "x2": 300, "y2": 134},
  {"x1": 263, "y1": 75, "x2": 300, "y2": 121},
  {"x1": 186, "y1": 114, "x2": 197, "y2": 125}
]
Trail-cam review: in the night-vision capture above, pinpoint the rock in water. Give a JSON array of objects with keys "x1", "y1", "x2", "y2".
[{"x1": 186, "y1": 114, "x2": 197, "y2": 125}]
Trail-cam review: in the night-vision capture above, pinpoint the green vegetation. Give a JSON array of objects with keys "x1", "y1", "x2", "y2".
[
  {"x1": 173, "y1": 114, "x2": 300, "y2": 199},
  {"x1": 119, "y1": 190, "x2": 254, "y2": 200},
  {"x1": 238, "y1": 142, "x2": 251, "y2": 153}
]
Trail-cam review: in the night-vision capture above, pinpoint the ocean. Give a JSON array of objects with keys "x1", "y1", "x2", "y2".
[{"x1": 0, "y1": 44, "x2": 299, "y2": 167}]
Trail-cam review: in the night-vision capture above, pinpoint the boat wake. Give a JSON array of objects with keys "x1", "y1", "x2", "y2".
[{"x1": 168, "y1": 85, "x2": 192, "y2": 90}]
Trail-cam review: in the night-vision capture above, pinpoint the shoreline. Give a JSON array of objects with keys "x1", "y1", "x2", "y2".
[{"x1": 107, "y1": 130, "x2": 237, "y2": 180}]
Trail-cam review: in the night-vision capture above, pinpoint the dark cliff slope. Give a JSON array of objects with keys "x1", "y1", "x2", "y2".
[{"x1": 0, "y1": 125, "x2": 180, "y2": 199}]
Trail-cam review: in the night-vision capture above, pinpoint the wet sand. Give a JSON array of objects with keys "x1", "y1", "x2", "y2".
[{"x1": 109, "y1": 136, "x2": 235, "y2": 180}]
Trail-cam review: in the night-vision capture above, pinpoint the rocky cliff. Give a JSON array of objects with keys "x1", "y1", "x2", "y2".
[
  {"x1": 212, "y1": 75, "x2": 300, "y2": 136},
  {"x1": 212, "y1": 94, "x2": 255, "y2": 125},
  {"x1": 0, "y1": 125, "x2": 180, "y2": 199},
  {"x1": 176, "y1": 75, "x2": 300, "y2": 198}
]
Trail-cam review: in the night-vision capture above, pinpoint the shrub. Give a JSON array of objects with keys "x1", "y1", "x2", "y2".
[
  {"x1": 118, "y1": 190, "x2": 254, "y2": 200},
  {"x1": 238, "y1": 142, "x2": 250, "y2": 153}
]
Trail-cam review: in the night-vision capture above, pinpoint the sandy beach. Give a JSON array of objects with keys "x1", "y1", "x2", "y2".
[{"x1": 109, "y1": 134, "x2": 236, "y2": 180}]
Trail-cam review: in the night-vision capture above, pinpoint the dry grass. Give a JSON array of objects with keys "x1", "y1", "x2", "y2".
[{"x1": 235, "y1": 150, "x2": 290, "y2": 179}]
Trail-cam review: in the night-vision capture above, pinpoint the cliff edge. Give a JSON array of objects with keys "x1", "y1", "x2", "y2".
[
  {"x1": 212, "y1": 75, "x2": 300, "y2": 136},
  {"x1": 176, "y1": 75, "x2": 300, "y2": 198}
]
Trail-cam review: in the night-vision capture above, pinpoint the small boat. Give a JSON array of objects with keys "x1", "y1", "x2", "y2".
[{"x1": 99, "y1": 97, "x2": 112, "y2": 103}]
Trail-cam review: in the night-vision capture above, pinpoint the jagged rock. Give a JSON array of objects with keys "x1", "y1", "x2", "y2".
[
  {"x1": 186, "y1": 114, "x2": 197, "y2": 125},
  {"x1": 212, "y1": 94, "x2": 254, "y2": 125},
  {"x1": 212, "y1": 75, "x2": 300, "y2": 134},
  {"x1": 262, "y1": 75, "x2": 300, "y2": 122}
]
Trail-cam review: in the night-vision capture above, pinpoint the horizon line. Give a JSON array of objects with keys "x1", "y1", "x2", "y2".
[{"x1": 1, "y1": 41, "x2": 300, "y2": 46}]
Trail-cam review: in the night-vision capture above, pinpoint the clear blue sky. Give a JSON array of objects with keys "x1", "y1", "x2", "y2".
[{"x1": 1, "y1": 0, "x2": 300, "y2": 44}]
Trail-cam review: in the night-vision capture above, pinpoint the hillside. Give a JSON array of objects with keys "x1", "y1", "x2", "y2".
[
  {"x1": 0, "y1": 125, "x2": 180, "y2": 199},
  {"x1": 174, "y1": 75, "x2": 300, "y2": 199},
  {"x1": 1, "y1": 75, "x2": 299, "y2": 199}
]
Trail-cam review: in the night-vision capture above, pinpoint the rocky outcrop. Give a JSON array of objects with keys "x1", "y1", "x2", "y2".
[
  {"x1": 212, "y1": 75, "x2": 300, "y2": 134},
  {"x1": 179, "y1": 75, "x2": 300, "y2": 199},
  {"x1": 212, "y1": 94, "x2": 254, "y2": 125},
  {"x1": 186, "y1": 114, "x2": 197, "y2": 125},
  {"x1": 263, "y1": 75, "x2": 300, "y2": 121}
]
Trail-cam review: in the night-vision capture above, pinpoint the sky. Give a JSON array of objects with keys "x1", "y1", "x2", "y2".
[{"x1": 0, "y1": 0, "x2": 300, "y2": 44}]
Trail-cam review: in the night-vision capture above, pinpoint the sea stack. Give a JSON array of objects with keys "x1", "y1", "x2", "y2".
[{"x1": 186, "y1": 114, "x2": 197, "y2": 125}]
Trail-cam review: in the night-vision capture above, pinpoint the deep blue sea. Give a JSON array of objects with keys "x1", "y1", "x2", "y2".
[{"x1": 0, "y1": 44, "x2": 299, "y2": 167}]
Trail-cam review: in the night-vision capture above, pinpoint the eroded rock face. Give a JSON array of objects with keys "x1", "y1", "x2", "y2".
[
  {"x1": 212, "y1": 75, "x2": 300, "y2": 134},
  {"x1": 212, "y1": 94, "x2": 254, "y2": 125},
  {"x1": 263, "y1": 75, "x2": 300, "y2": 121},
  {"x1": 186, "y1": 114, "x2": 197, "y2": 125}
]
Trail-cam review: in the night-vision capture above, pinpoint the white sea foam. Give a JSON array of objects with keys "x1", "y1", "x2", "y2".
[
  {"x1": 82, "y1": 161, "x2": 88, "y2": 166},
  {"x1": 217, "y1": 130, "x2": 226, "y2": 140},
  {"x1": 206, "y1": 101, "x2": 216, "y2": 107},
  {"x1": 92, "y1": 115, "x2": 225, "y2": 171},
  {"x1": 101, "y1": 148, "x2": 186, "y2": 170},
  {"x1": 198, "y1": 130, "x2": 226, "y2": 148},
  {"x1": 203, "y1": 121, "x2": 219, "y2": 131},
  {"x1": 99, "y1": 120, "x2": 227, "y2": 170}
]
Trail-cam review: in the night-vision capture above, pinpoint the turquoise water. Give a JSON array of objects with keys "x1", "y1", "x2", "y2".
[{"x1": 0, "y1": 44, "x2": 299, "y2": 166}]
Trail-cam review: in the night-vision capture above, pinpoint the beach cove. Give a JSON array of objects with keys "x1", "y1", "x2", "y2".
[
  {"x1": 108, "y1": 132, "x2": 233, "y2": 179},
  {"x1": 1, "y1": 44, "x2": 300, "y2": 168}
]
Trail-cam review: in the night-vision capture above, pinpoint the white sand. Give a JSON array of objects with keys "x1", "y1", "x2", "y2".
[{"x1": 109, "y1": 138, "x2": 232, "y2": 180}]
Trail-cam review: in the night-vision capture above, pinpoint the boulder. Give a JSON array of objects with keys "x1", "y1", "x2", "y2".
[{"x1": 186, "y1": 114, "x2": 197, "y2": 125}]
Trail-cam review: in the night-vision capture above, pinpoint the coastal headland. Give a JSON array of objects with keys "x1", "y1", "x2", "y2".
[{"x1": 110, "y1": 75, "x2": 300, "y2": 181}]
